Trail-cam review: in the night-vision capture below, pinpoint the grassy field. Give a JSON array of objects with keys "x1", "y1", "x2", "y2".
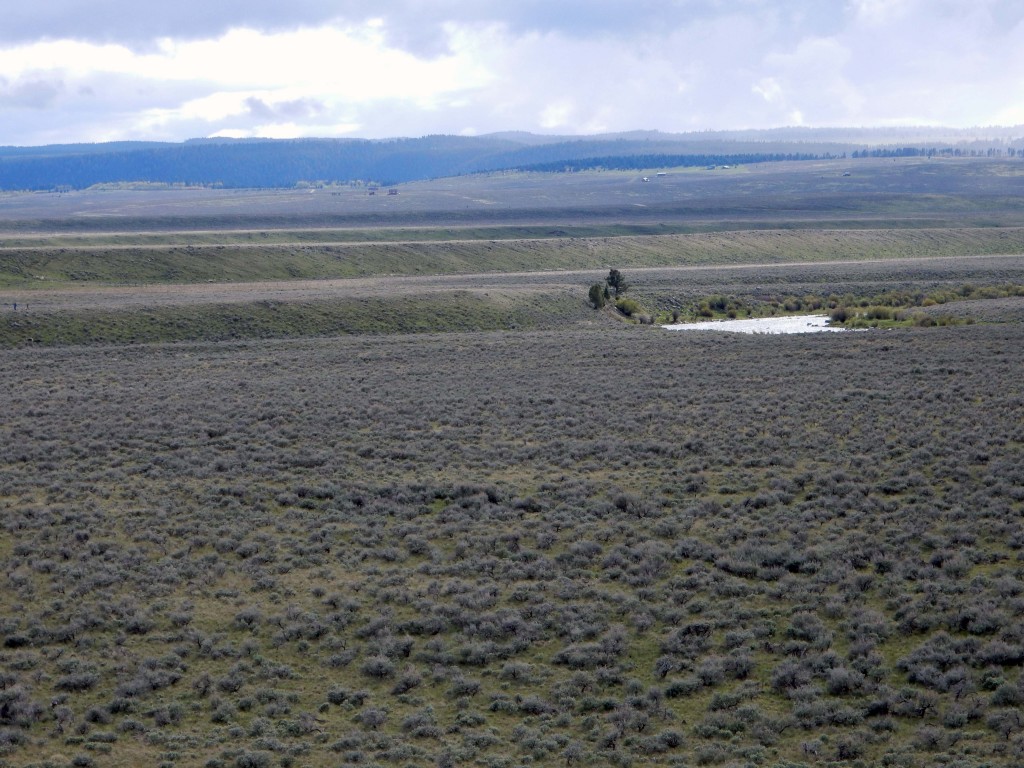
[
  {"x1": 3, "y1": 254, "x2": 1024, "y2": 346},
  {"x1": 1, "y1": 158, "x2": 1024, "y2": 768},
  {"x1": 1, "y1": 157, "x2": 1023, "y2": 232},
  {"x1": 4, "y1": 228, "x2": 1024, "y2": 291}
]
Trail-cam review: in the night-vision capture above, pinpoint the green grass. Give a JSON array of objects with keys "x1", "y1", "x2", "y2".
[
  {"x1": 2, "y1": 215, "x2": 1022, "y2": 249},
  {"x1": 0, "y1": 292, "x2": 587, "y2": 346},
  {"x1": 0, "y1": 224, "x2": 689, "y2": 248},
  {"x1": 4, "y1": 227, "x2": 1024, "y2": 290}
]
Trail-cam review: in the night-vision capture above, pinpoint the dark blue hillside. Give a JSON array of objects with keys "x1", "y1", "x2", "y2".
[{"x1": 3, "y1": 130, "x2": 1004, "y2": 190}]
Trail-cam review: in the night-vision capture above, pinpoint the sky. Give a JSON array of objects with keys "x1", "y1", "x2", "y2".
[{"x1": 1, "y1": 0, "x2": 1023, "y2": 146}]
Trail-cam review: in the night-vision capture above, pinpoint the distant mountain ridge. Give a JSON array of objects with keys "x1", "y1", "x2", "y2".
[{"x1": 0, "y1": 127, "x2": 1021, "y2": 191}]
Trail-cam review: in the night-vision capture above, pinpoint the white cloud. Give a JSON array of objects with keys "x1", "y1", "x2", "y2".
[
  {"x1": 0, "y1": 25, "x2": 485, "y2": 99},
  {"x1": 539, "y1": 101, "x2": 574, "y2": 130},
  {"x1": 847, "y1": 0, "x2": 915, "y2": 26},
  {"x1": 0, "y1": 21, "x2": 497, "y2": 143},
  {"x1": 1, "y1": 2, "x2": 1022, "y2": 145},
  {"x1": 753, "y1": 78, "x2": 783, "y2": 104}
]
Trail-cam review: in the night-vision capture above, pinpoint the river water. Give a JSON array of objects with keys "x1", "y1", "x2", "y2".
[{"x1": 662, "y1": 314, "x2": 849, "y2": 334}]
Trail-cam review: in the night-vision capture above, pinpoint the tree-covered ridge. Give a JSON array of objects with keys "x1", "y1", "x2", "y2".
[
  {"x1": 0, "y1": 137, "x2": 512, "y2": 190},
  {"x1": 517, "y1": 152, "x2": 841, "y2": 173},
  {"x1": 1, "y1": 129, "x2": 1020, "y2": 190}
]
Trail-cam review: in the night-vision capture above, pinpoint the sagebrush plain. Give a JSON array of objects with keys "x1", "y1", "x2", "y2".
[{"x1": 1, "y1": 157, "x2": 1024, "y2": 768}]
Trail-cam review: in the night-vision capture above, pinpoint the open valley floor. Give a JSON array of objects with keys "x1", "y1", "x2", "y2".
[{"x1": 2, "y1": 158, "x2": 1024, "y2": 767}]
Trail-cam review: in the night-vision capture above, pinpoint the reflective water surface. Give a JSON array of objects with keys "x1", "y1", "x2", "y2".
[{"x1": 662, "y1": 314, "x2": 850, "y2": 334}]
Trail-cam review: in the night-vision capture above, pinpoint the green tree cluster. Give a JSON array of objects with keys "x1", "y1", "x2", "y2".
[
  {"x1": 589, "y1": 269, "x2": 638, "y2": 314},
  {"x1": 606, "y1": 269, "x2": 628, "y2": 298}
]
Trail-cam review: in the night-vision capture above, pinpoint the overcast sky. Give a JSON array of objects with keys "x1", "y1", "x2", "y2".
[{"x1": 2, "y1": 0, "x2": 1023, "y2": 146}]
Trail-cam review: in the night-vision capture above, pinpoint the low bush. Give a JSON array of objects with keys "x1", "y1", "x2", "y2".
[{"x1": 615, "y1": 297, "x2": 642, "y2": 317}]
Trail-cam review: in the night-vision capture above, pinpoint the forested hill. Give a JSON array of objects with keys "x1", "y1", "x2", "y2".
[
  {"x1": 0, "y1": 128, "x2": 1020, "y2": 190},
  {"x1": 0, "y1": 135, "x2": 845, "y2": 190}
]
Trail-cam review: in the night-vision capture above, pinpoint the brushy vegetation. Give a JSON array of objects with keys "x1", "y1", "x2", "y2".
[
  {"x1": 0, "y1": 292, "x2": 583, "y2": 347},
  {"x1": 1, "y1": 316, "x2": 1023, "y2": 767},
  {"x1": 661, "y1": 283, "x2": 1024, "y2": 329},
  {"x1": 3, "y1": 160, "x2": 1024, "y2": 767},
  {"x1": 7, "y1": 256, "x2": 1024, "y2": 348},
  {"x1": 631, "y1": 255, "x2": 1024, "y2": 321}
]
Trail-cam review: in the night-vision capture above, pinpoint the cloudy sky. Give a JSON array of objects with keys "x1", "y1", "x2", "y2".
[{"x1": 2, "y1": 0, "x2": 1023, "y2": 146}]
